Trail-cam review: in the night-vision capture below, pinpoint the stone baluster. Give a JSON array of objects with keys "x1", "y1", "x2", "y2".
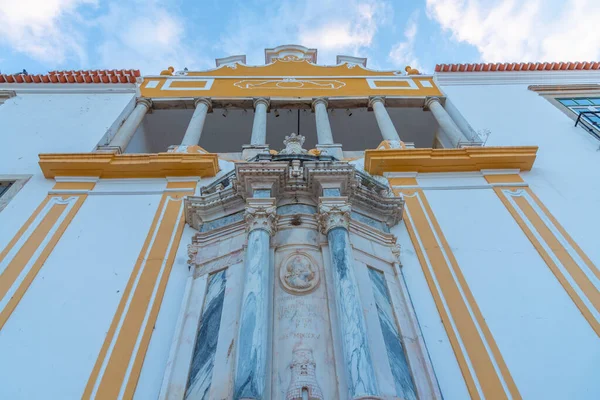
[
  {"x1": 180, "y1": 98, "x2": 211, "y2": 146},
  {"x1": 425, "y1": 97, "x2": 469, "y2": 148},
  {"x1": 234, "y1": 196, "x2": 277, "y2": 400},
  {"x1": 318, "y1": 197, "x2": 380, "y2": 399},
  {"x1": 368, "y1": 96, "x2": 402, "y2": 142},
  {"x1": 106, "y1": 98, "x2": 152, "y2": 153}
]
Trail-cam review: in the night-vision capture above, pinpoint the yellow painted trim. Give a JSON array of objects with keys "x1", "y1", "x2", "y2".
[
  {"x1": 84, "y1": 184, "x2": 195, "y2": 399},
  {"x1": 52, "y1": 181, "x2": 97, "y2": 190},
  {"x1": 388, "y1": 177, "x2": 418, "y2": 186},
  {"x1": 0, "y1": 184, "x2": 91, "y2": 331},
  {"x1": 38, "y1": 152, "x2": 219, "y2": 179},
  {"x1": 398, "y1": 187, "x2": 520, "y2": 399},
  {"x1": 483, "y1": 174, "x2": 524, "y2": 184},
  {"x1": 364, "y1": 146, "x2": 538, "y2": 175},
  {"x1": 494, "y1": 187, "x2": 600, "y2": 336}
]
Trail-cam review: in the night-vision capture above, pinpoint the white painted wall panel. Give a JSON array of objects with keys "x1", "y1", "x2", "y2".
[
  {"x1": 391, "y1": 223, "x2": 470, "y2": 400},
  {"x1": 441, "y1": 83, "x2": 600, "y2": 283},
  {"x1": 425, "y1": 188, "x2": 600, "y2": 398},
  {"x1": 0, "y1": 194, "x2": 161, "y2": 399}
]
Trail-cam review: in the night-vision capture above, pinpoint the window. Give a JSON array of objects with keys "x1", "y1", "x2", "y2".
[
  {"x1": 0, "y1": 176, "x2": 31, "y2": 213},
  {"x1": 558, "y1": 97, "x2": 600, "y2": 137},
  {"x1": 0, "y1": 181, "x2": 13, "y2": 198}
]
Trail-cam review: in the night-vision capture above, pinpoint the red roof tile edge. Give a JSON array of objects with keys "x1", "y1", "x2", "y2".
[
  {"x1": 435, "y1": 62, "x2": 600, "y2": 73},
  {"x1": 0, "y1": 69, "x2": 140, "y2": 84}
]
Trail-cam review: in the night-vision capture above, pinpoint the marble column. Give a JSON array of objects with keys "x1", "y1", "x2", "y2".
[
  {"x1": 425, "y1": 97, "x2": 469, "y2": 148},
  {"x1": 108, "y1": 98, "x2": 152, "y2": 153},
  {"x1": 181, "y1": 98, "x2": 211, "y2": 146},
  {"x1": 318, "y1": 197, "x2": 380, "y2": 399},
  {"x1": 250, "y1": 98, "x2": 270, "y2": 146},
  {"x1": 312, "y1": 97, "x2": 334, "y2": 145},
  {"x1": 234, "y1": 197, "x2": 276, "y2": 400},
  {"x1": 369, "y1": 96, "x2": 401, "y2": 142}
]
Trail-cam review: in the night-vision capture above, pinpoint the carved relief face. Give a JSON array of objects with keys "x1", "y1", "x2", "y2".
[{"x1": 280, "y1": 253, "x2": 319, "y2": 294}]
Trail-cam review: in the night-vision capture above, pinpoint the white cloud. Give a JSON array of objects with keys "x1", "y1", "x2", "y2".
[
  {"x1": 426, "y1": 0, "x2": 600, "y2": 62},
  {"x1": 388, "y1": 10, "x2": 424, "y2": 72},
  {"x1": 218, "y1": 0, "x2": 392, "y2": 65},
  {"x1": 0, "y1": 0, "x2": 96, "y2": 67},
  {"x1": 94, "y1": 1, "x2": 211, "y2": 74}
]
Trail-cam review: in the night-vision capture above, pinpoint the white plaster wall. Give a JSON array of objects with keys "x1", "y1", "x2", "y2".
[
  {"x1": 391, "y1": 222, "x2": 470, "y2": 400},
  {"x1": 440, "y1": 82, "x2": 600, "y2": 274},
  {"x1": 0, "y1": 193, "x2": 161, "y2": 399},
  {"x1": 0, "y1": 92, "x2": 136, "y2": 261},
  {"x1": 425, "y1": 188, "x2": 600, "y2": 398}
]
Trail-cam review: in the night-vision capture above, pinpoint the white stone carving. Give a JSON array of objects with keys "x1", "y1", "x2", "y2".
[
  {"x1": 245, "y1": 198, "x2": 277, "y2": 235},
  {"x1": 285, "y1": 349, "x2": 324, "y2": 400},
  {"x1": 280, "y1": 252, "x2": 319, "y2": 294},
  {"x1": 318, "y1": 199, "x2": 351, "y2": 234},
  {"x1": 280, "y1": 132, "x2": 308, "y2": 155}
]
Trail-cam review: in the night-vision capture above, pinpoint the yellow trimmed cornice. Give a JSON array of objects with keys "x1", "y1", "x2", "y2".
[
  {"x1": 38, "y1": 152, "x2": 219, "y2": 179},
  {"x1": 364, "y1": 146, "x2": 538, "y2": 175}
]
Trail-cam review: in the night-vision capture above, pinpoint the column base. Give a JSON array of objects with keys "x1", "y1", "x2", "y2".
[
  {"x1": 95, "y1": 145, "x2": 122, "y2": 154},
  {"x1": 167, "y1": 145, "x2": 209, "y2": 153},
  {"x1": 242, "y1": 144, "x2": 270, "y2": 160},
  {"x1": 316, "y1": 143, "x2": 343, "y2": 159},
  {"x1": 375, "y1": 140, "x2": 415, "y2": 150},
  {"x1": 458, "y1": 140, "x2": 484, "y2": 148}
]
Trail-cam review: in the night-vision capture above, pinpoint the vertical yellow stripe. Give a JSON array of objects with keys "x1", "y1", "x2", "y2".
[
  {"x1": 399, "y1": 188, "x2": 520, "y2": 399},
  {"x1": 494, "y1": 187, "x2": 600, "y2": 336},
  {"x1": 0, "y1": 194, "x2": 87, "y2": 331},
  {"x1": 84, "y1": 183, "x2": 195, "y2": 399}
]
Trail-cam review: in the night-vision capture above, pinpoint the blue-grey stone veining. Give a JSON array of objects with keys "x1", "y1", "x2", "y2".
[
  {"x1": 234, "y1": 229, "x2": 271, "y2": 399},
  {"x1": 328, "y1": 227, "x2": 379, "y2": 398},
  {"x1": 185, "y1": 269, "x2": 227, "y2": 399},
  {"x1": 323, "y1": 188, "x2": 341, "y2": 197},
  {"x1": 368, "y1": 268, "x2": 417, "y2": 400},
  {"x1": 351, "y1": 211, "x2": 390, "y2": 233},
  {"x1": 199, "y1": 211, "x2": 244, "y2": 233},
  {"x1": 276, "y1": 204, "x2": 317, "y2": 215}
]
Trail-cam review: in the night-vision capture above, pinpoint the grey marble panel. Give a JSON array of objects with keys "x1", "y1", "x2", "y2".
[
  {"x1": 185, "y1": 269, "x2": 227, "y2": 399},
  {"x1": 368, "y1": 268, "x2": 417, "y2": 400},
  {"x1": 323, "y1": 188, "x2": 341, "y2": 197},
  {"x1": 351, "y1": 211, "x2": 389, "y2": 233},
  {"x1": 328, "y1": 227, "x2": 379, "y2": 398},
  {"x1": 276, "y1": 204, "x2": 317, "y2": 215},
  {"x1": 200, "y1": 211, "x2": 244, "y2": 233},
  {"x1": 234, "y1": 229, "x2": 271, "y2": 399},
  {"x1": 253, "y1": 189, "x2": 271, "y2": 198}
]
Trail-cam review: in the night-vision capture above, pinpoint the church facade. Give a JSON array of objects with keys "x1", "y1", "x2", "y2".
[{"x1": 0, "y1": 46, "x2": 599, "y2": 399}]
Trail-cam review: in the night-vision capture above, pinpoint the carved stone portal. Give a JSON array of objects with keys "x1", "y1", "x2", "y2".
[
  {"x1": 286, "y1": 349, "x2": 324, "y2": 400},
  {"x1": 280, "y1": 252, "x2": 319, "y2": 294}
]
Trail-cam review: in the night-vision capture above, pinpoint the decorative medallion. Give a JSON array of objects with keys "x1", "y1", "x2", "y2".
[{"x1": 280, "y1": 252, "x2": 319, "y2": 294}]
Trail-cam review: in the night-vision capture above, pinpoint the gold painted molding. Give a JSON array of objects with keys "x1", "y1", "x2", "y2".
[
  {"x1": 364, "y1": 146, "x2": 538, "y2": 175},
  {"x1": 38, "y1": 152, "x2": 219, "y2": 179}
]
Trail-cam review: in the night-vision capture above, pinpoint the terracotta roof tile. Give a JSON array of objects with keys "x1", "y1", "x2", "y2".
[
  {"x1": 0, "y1": 69, "x2": 140, "y2": 84},
  {"x1": 435, "y1": 62, "x2": 600, "y2": 73}
]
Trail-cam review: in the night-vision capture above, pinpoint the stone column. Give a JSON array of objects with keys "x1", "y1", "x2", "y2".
[
  {"x1": 234, "y1": 197, "x2": 276, "y2": 400},
  {"x1": 107, "y1": 98, "x2": 152, "y2": 153},
  {"x1": 180, "y1": 98, "x2": 211, "y2": 146},
  {"x1": 312, "y1": 98, "x2": 334, "y2": 145},
  {"x1": 425, "y1": 97, "x2": 469, "y2": 148},
  {"x1": 251, "y1": 98, "x2": 270, "y2": 145},
  {"x1": 369, "y1": 96, "x2": 401, "y2": 142},
  {"x1": 318, "y1": 197, "x2": 380, "y2": 399}
]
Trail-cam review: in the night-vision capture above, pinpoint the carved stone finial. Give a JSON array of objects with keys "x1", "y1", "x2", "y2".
[
  {"x1": 317, "y1": 199, "x2": 351, "y2": 234},
  {"x1": 244, "y1": 199, "x2": 277, "y2": 236},
  {"x1": 286, "y1": 349, "x2": 324, "y2": 400},
  {"x1": 280, "y1": 132, "x2": 308, "y2": 155}
]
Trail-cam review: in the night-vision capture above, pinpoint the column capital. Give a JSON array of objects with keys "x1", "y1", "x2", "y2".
[
  {"x1": 253, "y1": 97, "x2": 270, "y2": 110},
  {"x1": 423, "y1": 96, "x2": 442, "y2": 110},
  {"x1": 368, "y1": 95, "x2": 385, "y2": 109},
  {"x1": 317, "y1": 197, "x2": 351, "y2": 234},
  {"x1": 245, "y1": 197, "x2": 277, "y2": 235},
  {"x1": 193, "y1": 97, "x2": 212, "y2": 111},
  {"x1": 311, "y1": 97, "x2": 329, "y2": 111},
  {"x1": 136, "y1": 97, "x2": 152, "y2": 109}
]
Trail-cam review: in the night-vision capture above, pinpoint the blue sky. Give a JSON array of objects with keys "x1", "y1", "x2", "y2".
[{"x1": 1, "y1": 0, "x2": 599, "y2": 75}]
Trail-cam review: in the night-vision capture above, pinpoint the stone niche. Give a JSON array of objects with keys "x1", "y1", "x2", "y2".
[{"x1": 161, "y1": 134, "x2": 440, "y2": 400}]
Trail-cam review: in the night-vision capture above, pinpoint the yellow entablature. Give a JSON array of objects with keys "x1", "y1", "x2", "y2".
[{"x1": 140, "y1": 46, "x2": 442, "y2": 99}]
